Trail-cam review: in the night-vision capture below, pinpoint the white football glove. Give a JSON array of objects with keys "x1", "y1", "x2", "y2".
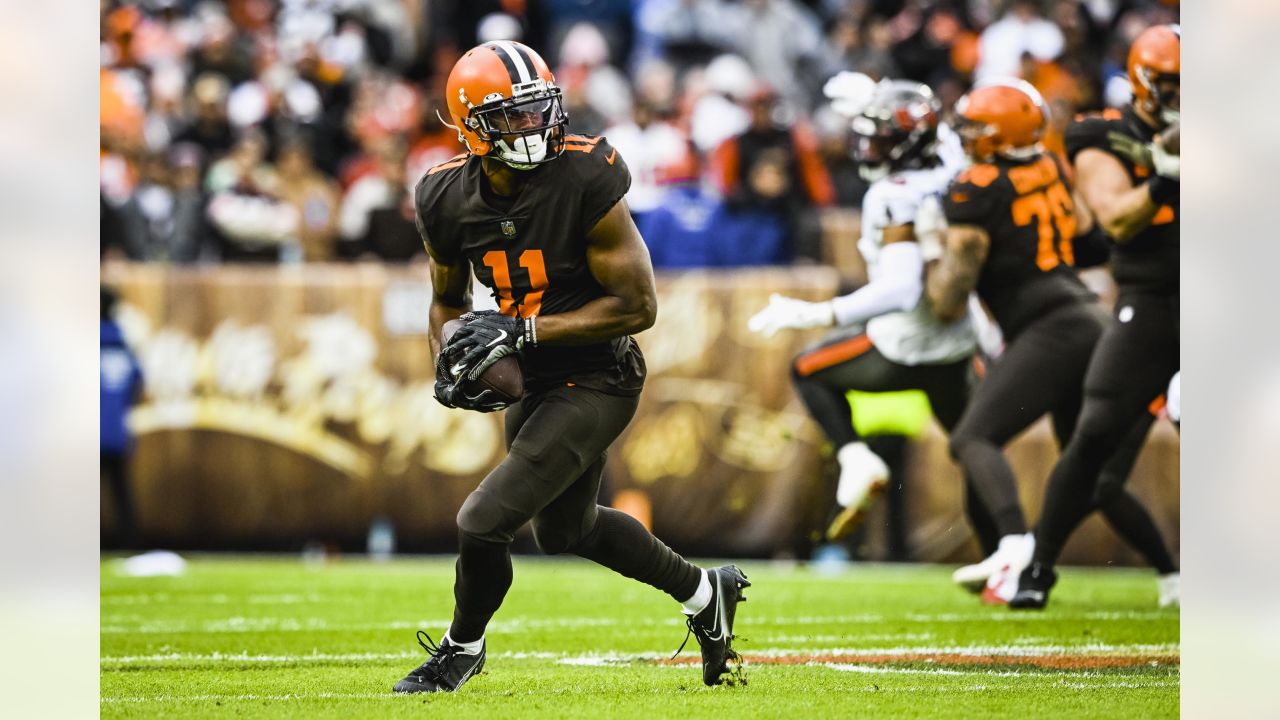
[
  {"x1": 823, "y1": 71, "x2": 878, "y2": 119},
  {"x1": 1151, "y1": 140, "x2": 1179, "y2": 180},
  {"x1": 748, "y1": 294, "x2": 836, "y2": 337}
]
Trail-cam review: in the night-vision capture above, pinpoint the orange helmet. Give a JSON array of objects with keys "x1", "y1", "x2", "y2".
[
  {"x1": 1128, "y1": 24, "x2": 1180, "y2": 125},
  {"x1": 953, "y1": 79, "x2": 1047, "y2": 162},
  {"x1": 444, "y1": 41, "x2": 567, "y2": 168}
]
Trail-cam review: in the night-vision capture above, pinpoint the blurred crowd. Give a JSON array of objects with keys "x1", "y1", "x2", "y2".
[{"x1": 99, "y1": 0, "x2": 1179, "y2": 267}]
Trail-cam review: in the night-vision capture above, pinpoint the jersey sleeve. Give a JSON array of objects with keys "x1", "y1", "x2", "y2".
[
  {"x1": 1063, "y1": 115, "x2": 1115, "y2": 163},
  {"x1": 943, "y1": 164, "x2": 1002, "y2": 227},
  {"x1": 575, "y1": 136, "x2": 632, "y2": 231},
  {"x1": 413, "y1": 170, "x2": 461, "y2": 264}
]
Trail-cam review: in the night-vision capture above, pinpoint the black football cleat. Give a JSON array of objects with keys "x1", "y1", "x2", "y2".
[
  {"x1": 1008, "y1": 562, "x2": 1057, "y2": 610},
  {"x1": 676, "y1": 565, "x2": 751, "y2": 686},
  {"x1": 392, "y1": 631, "x2": 485, "y2": 693}
]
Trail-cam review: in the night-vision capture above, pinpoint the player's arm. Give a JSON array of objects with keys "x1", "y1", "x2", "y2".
[
  {"x1": 926, "y1": 224, "x2": 989, "y2": 323},
  {"x1": 533, "y1": 197, "x2": 658, "y2": 345},
  {"x1": 1073, "y1": 148, "x2": 1164, "y2": 244},
  {"x1": 425, "y1": 244, "x2": 472, "y2": 361},
  {"x1": 747, "y1": 224, "x2": 922, "y2": 336}
]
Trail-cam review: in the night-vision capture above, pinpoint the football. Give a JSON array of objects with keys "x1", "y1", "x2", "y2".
[{"x1": 442, "y1": 318, "x2": 525, "y2": 405}]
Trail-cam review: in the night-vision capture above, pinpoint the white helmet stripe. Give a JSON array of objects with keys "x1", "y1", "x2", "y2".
[{"x1": 495, "y1": 42, "x2": 532, "y2": 84}]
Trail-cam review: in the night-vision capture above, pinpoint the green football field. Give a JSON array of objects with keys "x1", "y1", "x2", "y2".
[{"x1": 101, "y1": 556, "x2": 1178, "y2": 719}]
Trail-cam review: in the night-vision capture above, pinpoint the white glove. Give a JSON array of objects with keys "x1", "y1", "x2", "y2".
[
  {"x1": 823, "y1": 71, "x2": 877, "y2": 118},
  {"x1": 748, "y1": 294, "x2": 835, "y2": 337},
  {"x1": 1151, "y1": 140, "x2": 1179, "y2": 180},
  {"x1": 968, "y1": 294, "x2": 1005, "y2": 359}
]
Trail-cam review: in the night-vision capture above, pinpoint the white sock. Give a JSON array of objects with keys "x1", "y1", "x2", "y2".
[
  {"x1": 997, "y1": 534, "x2": 1024, "y2": 552},
  {"x1": 443, "y1": 633, "x2": 485, "y2": 655},
  {"x1": 680, "y1": 569, "x2": 712, "y2": 616}
]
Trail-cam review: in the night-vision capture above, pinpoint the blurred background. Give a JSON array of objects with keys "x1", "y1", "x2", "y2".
[{"x1": 98, "y1": 0, "x2": 1179, "y2": 566}]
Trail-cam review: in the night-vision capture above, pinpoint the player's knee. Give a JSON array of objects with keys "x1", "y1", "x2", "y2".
[
  {"x1": 1072, "y1": 404, "x2": 1125, "y2": 456},
  {"x1": 1093, "y1": 473, "x2": 1124, "y2": 505},
  {"x1": 456, "y1": 491, "x2": 515, "y2": 545},
  {"x1": 948, "y1": 430, "x2": 977, "y2": 461}
]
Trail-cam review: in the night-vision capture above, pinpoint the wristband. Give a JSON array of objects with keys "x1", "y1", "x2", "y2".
[
  {"x1": 523, "y1": 315, "x2": 537, "y2": 348},
  {"x1": 1147, "y1": 175, "x2": 1178, "y2": 205}
]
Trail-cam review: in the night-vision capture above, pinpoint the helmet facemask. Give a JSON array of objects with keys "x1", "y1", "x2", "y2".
[
  {"x1": 470, "y1": 84, "x2": 568, "y2": 170},
  {"x1": 1138, "y1": 68, "x2": 1180, "y2": 127},
  {"x1": 850, "y1": 114, "x2": 939, "y2": 182}
]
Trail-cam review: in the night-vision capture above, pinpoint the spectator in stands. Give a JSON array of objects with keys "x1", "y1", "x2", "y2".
[
  {"x1": 189, "y1": 13, "x2": 256, "y2": 86},
  {"x1": 175, "y1": 73, "x2": 236, "y2": 163},
  {"x1": 101, "y1": 287, "x2": 143, "y2": 548},
  {"x1": 640, "y1": 142, "x2": 800, "y2": 267},
  {"x1": 636, "y1": 144, "x2": 726, "y2": 267},
  {"x1": 605, "y1": 100, "x2": 690, "y2": 226},
  {"x1": 205, "y1": 130, "x2": 301, "y2": 263},
  {"x1": 730, "y1": 0, "x2": 825, "y2": 108},
  {"x1": 975, "y1": 0, "x2": 1065, "y2": 83},
  {"x1": 112, "y1": 145, "x2": 209, "y2": 263},
  {"x1": 712, "y1": 87, "x2": 835, "y2": 262},
  {"x1": 337, "y1": 136, "x2": 416, "y2": 260},
  {"x1": 275, "y1": 138, "x2": 342, "y2": 262}
]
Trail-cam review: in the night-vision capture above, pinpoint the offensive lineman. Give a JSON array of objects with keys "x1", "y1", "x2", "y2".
[
  {"x1": 397, "y1": 41, "x2": 749, "y2": 692},
  {"x1": 928, "y1": 80, "x2": 1112, "y2": 601},
  {"x1": 1011, "y1": 25, "x2": 1181, "y2": 609},
  {"x1": 747, "y1": 73, "x2": 1009, "y2": 557}
]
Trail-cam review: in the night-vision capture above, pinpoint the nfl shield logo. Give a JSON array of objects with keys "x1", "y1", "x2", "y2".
[{"x1": 500, "y1": 220, "x2": 516, "y2": 237}]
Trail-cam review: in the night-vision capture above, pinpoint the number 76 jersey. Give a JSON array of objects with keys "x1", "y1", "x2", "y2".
[
  {"x1": 413, "y1": 134, "x2": 645, "y2": 395},
  {"x1": 942, "y1": 154, "x2": 1096, "y2": 340}
]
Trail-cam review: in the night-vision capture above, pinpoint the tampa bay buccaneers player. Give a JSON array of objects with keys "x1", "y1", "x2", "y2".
[
  {"x1": 396, "y1": 41, "x2": 749, "y2": 692},
  {"x1": 746, "y1": 74, "x2": 1008, "y2": 553},
  {"x1": 1010, "y1": 25, "x2": 1181, "y2": 609}
]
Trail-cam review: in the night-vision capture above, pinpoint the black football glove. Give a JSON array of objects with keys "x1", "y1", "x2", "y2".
[
  {"x1": 433, "y1": 345, "x2": 510, "y2": 412},
  {"x1": 445, "y1": 310, "x2": 529, "y2": 381}
]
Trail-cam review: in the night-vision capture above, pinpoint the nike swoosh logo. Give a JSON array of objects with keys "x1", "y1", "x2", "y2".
[
  {"x1": 706, "y1": 574, "x2": 729, "y2": 641},
  {"x1": 451, "y1": 362, "x2": 468, "y2": 377},
  {"x1": 486, "y1": 330, "x2": 507, "y2": 347},
  {"x1": 606, "y1": 149, "x2": 617, "y2": 165}
]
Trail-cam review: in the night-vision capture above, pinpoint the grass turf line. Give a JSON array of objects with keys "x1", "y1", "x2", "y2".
[{"x1": 101, "y1": 556, "x2": 1178, "y2": 719}]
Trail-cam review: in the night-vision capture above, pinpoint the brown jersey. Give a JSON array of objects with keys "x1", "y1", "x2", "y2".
[
  {"x1": 1064, "y1": 107, "x2": 1178, "y2": 294},
  {"x1": 414, "y1": 134, "x2": 645, "y2": 395},
  {"x1": 943, "y1": 154, "x2": 1096, "y2": 339}
]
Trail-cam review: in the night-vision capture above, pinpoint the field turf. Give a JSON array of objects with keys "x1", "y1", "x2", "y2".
[{"x1": 101, "y1": 556, "x2": 1178, "y2": 718}]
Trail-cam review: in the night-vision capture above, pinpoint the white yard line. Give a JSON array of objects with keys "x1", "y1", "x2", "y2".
[
  {"x1": 99, "y1": 611, "x2": 1174, "y2": 635},
  {"x1": 102, "y1": 643, "x2": 1179, "y2": 668}
]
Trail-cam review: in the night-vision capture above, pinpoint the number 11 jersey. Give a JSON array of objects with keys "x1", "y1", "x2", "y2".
[{"x1": 414, "y1": 134, "x2": 645, "y2": 395}]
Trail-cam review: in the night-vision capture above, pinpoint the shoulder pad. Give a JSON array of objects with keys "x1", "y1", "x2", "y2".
[{"x1": 1065, "y1": 110, "x2": 1125, "y2": 162}]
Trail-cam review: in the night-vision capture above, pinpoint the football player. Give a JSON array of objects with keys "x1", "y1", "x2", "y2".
[
  {"x1": 747, "y1": 74, "x2": 1010, "y2": 556},
  {"x1": 397, "y1": 41, "x2": 749, "y2": 692},
  {"x1": 928, "y1": 80, "x2": 1111, "y2": 601},
  {"x1": 1010, "y1": 25, "x2": 1180, "y2": 609}
]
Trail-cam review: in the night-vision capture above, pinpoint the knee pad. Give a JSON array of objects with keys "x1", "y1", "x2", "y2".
[
  {"x1": 948, "y1": 432, "x2": 974, "y2": 461},
  {"x1": 1093, "y1": 473, "x2": 1125, "y2": 505},
  {"x1": 457, "y1": 490, "x2": 515, "y2": 544}
]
